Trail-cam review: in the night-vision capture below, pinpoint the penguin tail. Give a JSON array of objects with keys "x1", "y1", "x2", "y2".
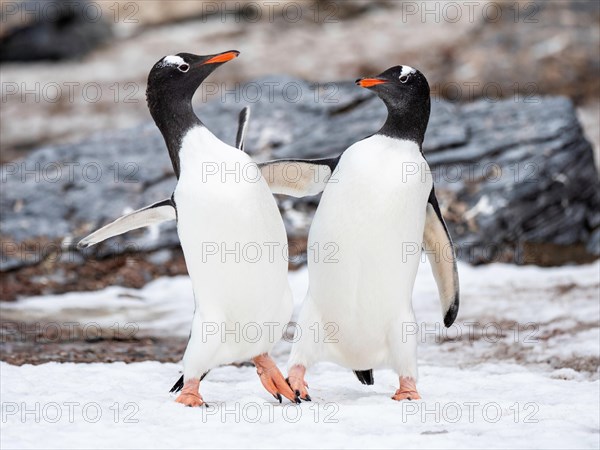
[
  {"x1": 353, "y1": 369, "x2": 374, "y2": 385},
  {"x1": 169, "y1": 371, "x2": 210, "y2": 393},
  {"x1": 170, "y1": 375, "x2": 184, "y2": 393}
]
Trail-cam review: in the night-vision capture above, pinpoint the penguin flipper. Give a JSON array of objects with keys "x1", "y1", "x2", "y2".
[
  {"x1": 235, "y1": 106, "x2": 250, "y2": 151},
  {"x1": 77, "y1": 198, "x2": 176, "y2": 249},
  {"x1": 353, "y1": 369, "x2": 374, "y2": 385},
  {"x1": 258, "y1": 157, "x2": 340, "y2": 197},
  {"x1": 423, "y1": 187, "x2": 460, "y2": 327}
]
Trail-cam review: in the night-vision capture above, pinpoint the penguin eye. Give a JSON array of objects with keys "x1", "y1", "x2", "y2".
[
  {"x1": 399, "y1": 75, "x2": 409, "y2": 83},
  {"x1": 178, "y1": 63, "x2": 190, "y2": 73}
]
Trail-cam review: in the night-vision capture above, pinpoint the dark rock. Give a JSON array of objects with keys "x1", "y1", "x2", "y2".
[
  {"x1": 0, "y1": 0, "x2": 113, "y2": 62},
  {"x1": 588, "y1": 229, "x2": 600, "y2": 256},
  {"x1": 1, "y1": 77, "x2": 598, "y2": 298}
]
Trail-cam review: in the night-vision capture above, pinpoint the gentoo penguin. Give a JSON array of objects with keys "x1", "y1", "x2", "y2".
[
  {"x1": 79, "y1": 51, "x2": 299, "y2": 406},
  {"x1": 264, "y1": 65, "x2": 460, "y2": 401}
]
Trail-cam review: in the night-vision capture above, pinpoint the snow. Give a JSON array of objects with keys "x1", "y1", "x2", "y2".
[
  {"x1": 2, "y1": 360, "x2": 598, "y2": 449},
  {"x1": 1, "y1": 260, "x2": 599, "y2": 449},
  {"x1": 400, "y1": 65, "x2": 416, "y2": 77},
  {"x1": 160, "y1": 55, "x2": 185, "y2": 67}
]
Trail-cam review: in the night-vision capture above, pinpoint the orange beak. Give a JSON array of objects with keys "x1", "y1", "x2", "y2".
[
  {"x1": 356, "y1": 78, "x2": 387, "y2": 88},
  {"x1": 203, "y1": 51, "x2": 240, "y2": 65}
]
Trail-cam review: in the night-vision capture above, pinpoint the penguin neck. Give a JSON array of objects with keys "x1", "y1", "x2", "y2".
[
  {"x1": 147, "y1": 92, "x2": 203, "y2": 178},
  {"x1": 376, "y1": 97, "x2": 430, "y2": 149}
]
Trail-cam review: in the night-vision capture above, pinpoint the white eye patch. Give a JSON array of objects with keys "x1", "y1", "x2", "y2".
[
  {"x1": 400, "y1": 65, "x2": 416, "y2": 78},
  {"x1": 160, "y1": 55, "x2": 185, "y2": 67}
]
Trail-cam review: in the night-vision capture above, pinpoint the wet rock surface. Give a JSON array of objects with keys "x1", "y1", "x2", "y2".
[{"x1": 1, "y1": 77, "x2": 598, "y2": 300}]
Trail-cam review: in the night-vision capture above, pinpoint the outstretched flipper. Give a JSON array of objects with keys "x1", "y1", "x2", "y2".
[
  {"x1": 236, "y1": 106, "x2": 250, "y2": 151},
  {"x1": 78, "y1": 109, "x2": 251, "y2": 248},
  {"x1": 77, "y1": 155, "x2": 338, "y2": 247},
  {"x1": 258, "y1": 157, "x2": 339, "y2": 197},
  {"x1": 423, "y1": 187, "x2": 459, "y2": 327},
  {"x1": 77, "y1": 198, "x2": 176, "y2": 249}
]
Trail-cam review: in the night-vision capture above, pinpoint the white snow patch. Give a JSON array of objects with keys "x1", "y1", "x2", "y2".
[
  {"x1": 1, "y1": 361, "x2": 598, "y2": 449},
  {"x1": 400, "y1": 65, "x2": 416, "y2": 77},
  {"x1": 1, "y1": 261, "x2": 599, "y2": 448},
  {"x1": 160, "y1": 55, "x2": 185, "y2": 67}
]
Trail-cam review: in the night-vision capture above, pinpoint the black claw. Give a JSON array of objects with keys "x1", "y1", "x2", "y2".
[
  {"x1": 294, "y1": 396, "x2": 301, "y2": 404},
  {"x1": 295, "y1": 389, "x2": 301, "y2": 397},
  {"x1": 276, "y1": 393, "x2": 282, "y2": 403},
  {"x1": 303, "y1": 394, "x2": 312, "y2": 402}
]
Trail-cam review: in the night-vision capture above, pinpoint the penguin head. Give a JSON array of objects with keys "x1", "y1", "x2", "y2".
[
  {"x1": 356, "y1": 65, "x2": 430, "y2": 144},
  {"x1": 355, "y1": 65, "x2": 430, "y2": 111},
  {"x1": 147, "y1": 50, "x2": 240, "y2": 102}
]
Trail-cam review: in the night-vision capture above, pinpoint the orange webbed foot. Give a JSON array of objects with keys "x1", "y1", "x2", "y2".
[
  {"x1": 392, "y1": 376, "x2": 421, "y2": 401},
  {"x1": 253, "y1": 354, "x2": 300, "y2": 404},
  {"x1": 287, "y1": 364, "x2": 310, "y2": 401},
  {"x1": 175, "y1": 378, "x2": 205, "y2": 407}
]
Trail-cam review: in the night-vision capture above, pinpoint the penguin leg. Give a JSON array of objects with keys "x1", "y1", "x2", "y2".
[
  {"x1": 175, "y1": 315, "x2": 219, "y2": 407},
  {"x1": 392, "y1": 377, "x2": 421, "y2": 401},
  {"x1": 175, "y1": 378, "x2": 204, "y2": 407},
  {"x1": 252, "y1": 354, "x2": 300, "y2": 404},
  {"x1": 286, "y1": 297, "x2": 319, "y2": 401},
  {"x1": 287, "y1": 364, "x2": 310, "y2": 401},
  {"x1": 389, "y1": 307, "x2": 421, "y2": 401}
]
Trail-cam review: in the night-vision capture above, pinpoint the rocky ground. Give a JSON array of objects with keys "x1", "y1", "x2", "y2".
[{"x1": 0, "y1": 333, "x2": 187, "y2": 365}]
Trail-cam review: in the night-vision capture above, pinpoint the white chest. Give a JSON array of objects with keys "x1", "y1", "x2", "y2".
[{"x1": 320, "y1": 135, "x2": 432, "y2": 215}]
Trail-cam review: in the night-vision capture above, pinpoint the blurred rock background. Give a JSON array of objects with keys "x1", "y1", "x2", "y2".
[
  {"x1": 1, "y1": 0, "x2": 599, "y2": 300},
  {"x1": 2, "y1": 0, "x2": 599, "y2": 161}
]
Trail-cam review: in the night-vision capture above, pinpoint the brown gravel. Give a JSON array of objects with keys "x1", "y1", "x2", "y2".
[
  {"x1": 1, "y1": 238, "x2": 308, "y2": 301},
  {"x1": 0, "y1": 336, "x2": 187, "y2": 365}
]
